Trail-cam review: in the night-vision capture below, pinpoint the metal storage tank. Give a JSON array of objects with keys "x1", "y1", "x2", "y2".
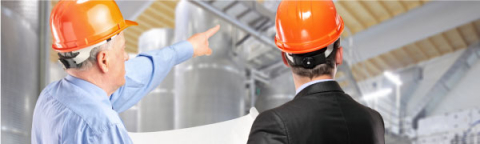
[
  {"x1": 173, "y1": 1, "x2": 246, "y2": 129},
  {"x1": 255, "y1": 72, "x2": 296, "y2": 112},
  {"x1": 1, "y1": 1, "x2": 49, "y2": 143},
  {"x1": 139, "y1": 28, "x2": 176, "y2": 132},
  {"x1": 118, "y1": 28, "x2": 177, "y2": 132}
]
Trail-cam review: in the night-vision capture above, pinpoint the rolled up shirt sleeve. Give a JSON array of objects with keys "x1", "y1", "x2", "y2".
[{"x1": 110, "y1": 41, "x2": 194, "y2": 113}]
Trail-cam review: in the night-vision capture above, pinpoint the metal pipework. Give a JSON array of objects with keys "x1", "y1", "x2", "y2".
[{"x1": 189, "y1": 1, "x2": 278, "y2": 50}]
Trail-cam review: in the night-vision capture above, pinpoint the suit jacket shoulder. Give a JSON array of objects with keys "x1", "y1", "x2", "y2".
[
  {"x1": 248, "y1": 81, "x2": 385, "y2": 144},
  {"x1": 248, "y1": 108, "x2": 289, "y2": 144}
]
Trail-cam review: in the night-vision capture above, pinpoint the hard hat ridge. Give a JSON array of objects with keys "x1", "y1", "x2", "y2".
[
  {"x1": 50, "y1": 0, "x2": 138, "y2": 53},
  {"x1": 50, "y1": 0, "x2": 138, "y2": 69},
  {"x1": 276, "y1": 0, "x2": 343, "y2": 68},
  {"x1": 275, "y1": 0, "x2": 343, "y2": 54}
]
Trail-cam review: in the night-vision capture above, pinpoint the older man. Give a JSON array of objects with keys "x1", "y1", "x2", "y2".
[
  {"x1": 247, "y1": 1, "x2": 385, "y2": 144},
  {"x1": 31, "y1": 0, "x2": 219, "y2": 143}
]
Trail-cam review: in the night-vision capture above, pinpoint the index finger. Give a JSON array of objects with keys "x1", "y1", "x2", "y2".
[{"x1": 204, "y1": 25, "x2": 220, "y2": 38}]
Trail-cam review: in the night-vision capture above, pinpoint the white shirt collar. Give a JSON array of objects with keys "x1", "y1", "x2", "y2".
[{"x1": 296, "y1": 79, "x2": 335, "y2": 95}]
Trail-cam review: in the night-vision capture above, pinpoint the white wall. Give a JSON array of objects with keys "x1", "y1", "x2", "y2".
[
  {"x1": 406, "y1": 49, "x2": 465, "y2": 116},
  {"x1": 430, "y1": 58, "x2": 480, "y2": 116}
]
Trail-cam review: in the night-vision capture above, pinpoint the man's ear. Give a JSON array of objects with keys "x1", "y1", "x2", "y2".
[
  {"x1": 336, "y1": 46, "x2": 343, "y2": 66},
  {"x1": 96, "y1": 51, "x2": 109, "y2": 73}
]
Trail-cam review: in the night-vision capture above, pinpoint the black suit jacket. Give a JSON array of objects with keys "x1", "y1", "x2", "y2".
[{"x1": 248, "y1": 81, "x2": 385, "y2": 144}]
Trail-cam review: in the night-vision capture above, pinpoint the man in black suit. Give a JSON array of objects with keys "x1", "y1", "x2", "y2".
[{"x1": 247, "y1": 1, "x2": 385, "y2": 144}]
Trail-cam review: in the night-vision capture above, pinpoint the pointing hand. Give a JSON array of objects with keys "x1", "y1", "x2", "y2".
[{"x1": 187, "y1": 25, "x2": 221, "y2": 57}]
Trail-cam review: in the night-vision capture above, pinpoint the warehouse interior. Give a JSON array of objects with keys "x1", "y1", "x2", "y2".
[{"x1": 2, "y1": 0, "x2": 480, "y2": 143}]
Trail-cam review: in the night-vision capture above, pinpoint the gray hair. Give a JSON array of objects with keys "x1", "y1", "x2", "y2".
[{"x1": 61, "y1": 37, "x2": 116, "y2": 71}]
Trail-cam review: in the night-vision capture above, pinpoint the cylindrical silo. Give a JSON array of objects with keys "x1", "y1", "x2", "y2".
[
  {"x1": 2, "y1": 1, "x2": 43, "y2": 143},
  {"x1": 174, "y1": 1, "x2": 246, "y2": 129},
  {"x1": 138, "y1": 28, "x2": 176, "y2": 132},
  {"x1": 119, "y1": 28, "x2": 177, "y2": 132},
  {"x1": 255, "y1": 72, "x2": 296, "y2": 112}
]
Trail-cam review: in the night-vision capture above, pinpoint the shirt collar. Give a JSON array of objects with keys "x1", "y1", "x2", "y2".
[
  {"x1": 64, "y1": 75, "x2": 111, "y2": 106},
  {"x1": 296, "y1": 79, "x2": 335, "y2": 95}
]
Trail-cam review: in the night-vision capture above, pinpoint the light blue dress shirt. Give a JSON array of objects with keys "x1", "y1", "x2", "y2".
[
  {"x1": 31, "y1": 41, "x2": 193, "y2": 144},
  {"x1": 295, "y1": 79, "x2": 335, "y2": 95}
]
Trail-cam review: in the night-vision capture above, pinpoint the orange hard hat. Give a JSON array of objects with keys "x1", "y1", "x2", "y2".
[
  {"x1": 50, "y1": 0, "x2": 138, "y2": 52},
  {"x1": 275, "y1": 0, "x2": 344, "y2": 54}
]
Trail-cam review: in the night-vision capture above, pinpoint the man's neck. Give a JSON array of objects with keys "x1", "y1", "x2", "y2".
[
  {"x1": 293, "y1": 74, "x2": 334, "y2": 90},
  {"x1": 66, "y1": 69, "x2": 114, "y2": 96}
]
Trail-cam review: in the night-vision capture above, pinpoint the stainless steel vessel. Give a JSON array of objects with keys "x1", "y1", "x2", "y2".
[
  {"x1": 2, "y1": 1, "x2": 42, "y2": 143},
  {"x1": 254, "y1": 72, "x2": 295, "y2": 112},
  {"x1": 174, "y1": 1, "x2": 246, "y2": 129},
  {"x1": 119, "y1": 28, "x2": 177, "y2": 132}
]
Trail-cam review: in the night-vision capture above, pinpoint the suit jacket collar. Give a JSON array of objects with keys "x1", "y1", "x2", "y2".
[{"x1": 294, "y1": 81, "x2": 344, "y2": 99}]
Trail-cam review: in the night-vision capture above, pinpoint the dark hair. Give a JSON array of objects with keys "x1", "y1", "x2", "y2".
[{"x1": 287, "y1": 40, "x2": 339, "y2": 79}]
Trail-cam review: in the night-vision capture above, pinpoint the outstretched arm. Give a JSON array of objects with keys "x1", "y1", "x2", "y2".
[{"x1": 110, "y1": 25, "x2": 220, "y2": 113}]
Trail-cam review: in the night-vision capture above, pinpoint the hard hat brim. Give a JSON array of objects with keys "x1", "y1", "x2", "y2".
[
  {"x1": 125, "y1": 20, "x2": 138, "y2": 26},
  {"x1": 53, "y1": 20, "x2": 139, "y2": 53}
]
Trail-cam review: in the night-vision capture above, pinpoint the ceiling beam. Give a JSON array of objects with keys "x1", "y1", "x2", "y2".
[{"x1": 352, "y1": 1, "x2": 480, "y2": 64}]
